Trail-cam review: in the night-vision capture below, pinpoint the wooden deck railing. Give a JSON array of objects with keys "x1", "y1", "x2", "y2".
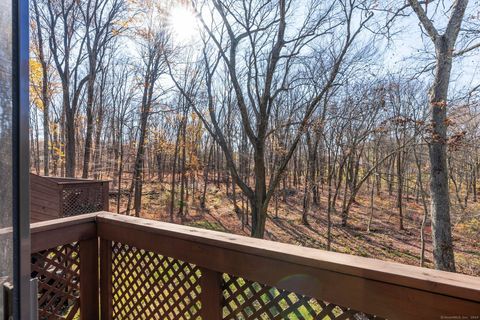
[
  {"x1": 30, "y1": 212, "x2": 480, "y2": 320},
  {"x1": 30, "y1": 213, "x2": 98, "y2": 319}
]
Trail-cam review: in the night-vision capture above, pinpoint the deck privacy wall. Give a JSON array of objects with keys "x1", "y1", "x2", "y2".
[{"x1": 30, "y1": 173, "x2": 109, "y2": 222}]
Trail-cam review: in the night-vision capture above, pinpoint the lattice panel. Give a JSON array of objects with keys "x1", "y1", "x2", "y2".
[
  {"x1": 111, "y1": 241, "x2": 202, "y2": 320},
  {"x1": 31, "y1": 243, "x2": 81, "y2": 320},
  {"x1": 222, "y1": 274, "x2": 383, "y2": 320},
  {"x1": 62, "y1": 185, "x2": 104, "y2": 216}
]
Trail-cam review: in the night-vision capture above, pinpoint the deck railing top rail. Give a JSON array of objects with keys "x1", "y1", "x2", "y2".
[{"x1": 29, "y1": 212, "x2": 480, "y2": 320}]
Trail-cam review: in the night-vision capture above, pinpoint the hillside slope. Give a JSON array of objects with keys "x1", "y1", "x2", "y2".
[{"x1": 113, "y1": 181, "x2": 480, "y2": 276}]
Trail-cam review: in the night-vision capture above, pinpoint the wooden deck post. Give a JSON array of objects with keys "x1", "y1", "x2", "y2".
[
  {"x1": 199, "y1": 268, "x2": 223, "y2": 320},
  {"x1": 79, "y1": 238, "x2": 99, "y2": 320},
  {"x1": 100, "y1": 239, "x2": 113, "y2": 320}
]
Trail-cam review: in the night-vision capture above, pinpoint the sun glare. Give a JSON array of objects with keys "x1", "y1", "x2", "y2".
[{"x1": 169, "y1": 6, "x2": 198, "y2": 43}]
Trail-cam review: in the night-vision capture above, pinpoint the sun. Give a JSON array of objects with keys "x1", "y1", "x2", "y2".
[{"x1": 168, "y1": 5, "x2": 198, "y2": 43}]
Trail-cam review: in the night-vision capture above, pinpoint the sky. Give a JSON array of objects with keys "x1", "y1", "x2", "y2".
[
  {"x1": 382, "y1": 4, "x2": 480, "y2": 96},
  {"x1": 166, "y1": 1, "x2": 479, "y2": 97}
]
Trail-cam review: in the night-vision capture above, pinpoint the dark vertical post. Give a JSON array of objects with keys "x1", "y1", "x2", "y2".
[
  {"x1": 102, "y1": 182, "x2": 109, "y2": 212},
  {"x1": 79, "y1": 238, "x2": 99, "y2": 320},
  {"x1": 29, "y1": 278, "x2": 37, "y2": 320},
  {"x1": 58, "y1": 185, "x2": 64, "y2": 218},
  {"x1": 12, "y1": 0, "x2": 30, "y2": 318},
  {"x1": 100, "y1": 239, "x2": 112, "y2": 320},
  {"x1": 3, "y1": 283, "x2": 13, "y2": 320},
  {"x1": 199, "y1": 268, "x2": 223, "y2": 320}
]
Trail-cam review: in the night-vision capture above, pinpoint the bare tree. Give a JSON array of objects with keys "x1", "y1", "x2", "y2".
[
  {"x1": 31, "y1": 0, "x2": 52, "y2": 175},
  {"x1": 42, "y1": 0, "x2": 91, "y2": 177},
  {"x1": 173, "y1": 0, "x2": 376, "y2": 238},
  {"x1": 408, "y1": 0, "x2": 469, "y2": 271},
  {"x1": 126, "y1": 5, "x2": 170, "y2": 217},
  {"x1": 81, "y1": 0, "x2": 126, "y2": 178}
]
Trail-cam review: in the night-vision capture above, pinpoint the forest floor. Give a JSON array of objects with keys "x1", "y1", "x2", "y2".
[{"x1": 111, "y1": 179, "x2": 480, "y2": 276}]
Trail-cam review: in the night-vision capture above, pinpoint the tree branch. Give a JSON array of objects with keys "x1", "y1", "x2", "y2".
[{"x1": 408, "y1": 0, "x2": 439, "y2": 41}]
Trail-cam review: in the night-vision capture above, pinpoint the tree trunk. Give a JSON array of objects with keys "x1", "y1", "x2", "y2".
[
  {"x1": 65, "y1": 107, "x2": 76, "y2": 177},
  {"x1": 428, "y1": 36, "x2": 456, "y2": 271},
  {"x1": 414, "y1": 147, "x2": 429, "y2": 267},
  {"x1": 251, "y1": 145, "x2": 268, "y2": 238},
  {"x1": 367, "y1": 177, "x2": 375, "y2": 233},
  {"x1": 201, "y1": 145, "x2": 213, "y2": 209},
  {"x1": 326, "y1": 150, "x2": 333, "y2": 251},
  {"x1": 473, "y1": 159, "x2": 477, "y2": 202},
  {"x1": 250, "y1": 198, "x2": 267, "y2": 239},
  {"x1": 92, "y1": 107, "x2": 104, "y2": 180},
  {"x1": 397, "y1": 150, "x2": 404, "y2": 230},
  {"x1": 178, "y1": 113, "x2": 187, "y2": 217},
  {"x1": 82, "y1": 74, "x2": 96, "y2": 178},
  {"x1": 170, "y1": 123, "x2": 182, "y2": 221}
]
